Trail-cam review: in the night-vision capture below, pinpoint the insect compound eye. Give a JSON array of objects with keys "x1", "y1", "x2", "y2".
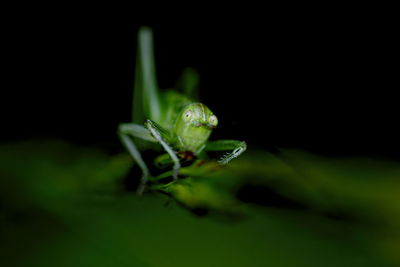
[
  {"x1": 183, "y1": 110, "x2": 192, "y2": 121},
  {"x1": 208, "y1": 115, "x2": 218, "y2": 126}
]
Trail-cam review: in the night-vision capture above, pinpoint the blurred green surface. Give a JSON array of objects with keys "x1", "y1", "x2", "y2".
[{"x1": 1, "y1": 140, "x2": 400, "y2": 267}]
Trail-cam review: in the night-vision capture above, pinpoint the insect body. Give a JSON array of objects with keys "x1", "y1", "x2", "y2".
[{"x1": 118, "y1": 28, "x2": 246, "y2": 194}]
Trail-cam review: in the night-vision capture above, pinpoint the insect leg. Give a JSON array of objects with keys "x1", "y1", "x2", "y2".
[
  {"x1": 205, "y1": 140, "x2": 247, "y2": 164},
  {"x1": 176, "y1": 67, "x2": 200, "y2": 101},
  {"x1": 136, "y1": 27, "x2": 161, "y2": 122},
  {"x1": 118, "y1": 123, "x2": 156, "y2": 195},
  {"x1": 145, "y1": 120, "x2": 181, "y2": 181}
]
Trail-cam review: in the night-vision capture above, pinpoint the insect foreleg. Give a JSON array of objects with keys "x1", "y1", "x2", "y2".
[
  {"x1": 118, "y1": 123, "x2": 157, "y2": 195},
  {"x1": 145, "y1": 120, "x2": 181, "y2": 181},
  {"x1": 205, "y1": 140, "x2": 247, "y2": 164}
]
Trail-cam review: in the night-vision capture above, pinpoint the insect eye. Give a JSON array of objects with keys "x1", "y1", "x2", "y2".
[
  {"x1": 183, "y1": 110, "x2": 192, "y2": 120},
  {"x1": 209, "y1": 115, "x2": 218, "y2": 126}
]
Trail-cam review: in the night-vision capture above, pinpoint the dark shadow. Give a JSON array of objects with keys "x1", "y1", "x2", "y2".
[{"x1": 236, "y1": 183, "x2": 308, "y2": 210}]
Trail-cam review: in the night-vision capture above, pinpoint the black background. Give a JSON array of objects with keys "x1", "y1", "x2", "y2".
[{"x1": 4, "y1": 9, "x2": 399, "y2": 159}]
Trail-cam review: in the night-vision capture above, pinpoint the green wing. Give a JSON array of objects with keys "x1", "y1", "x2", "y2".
[
  {"x1": 176, "y1": 67, "x2": 200, "y2": 101},
  {"x1": 132, "y1": 27, "x2": 161, "y2": 124}
]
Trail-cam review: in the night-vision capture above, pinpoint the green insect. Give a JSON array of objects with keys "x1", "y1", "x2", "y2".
[{"x1": 118, "y1": 27, "x2": 246, "y2": 194}]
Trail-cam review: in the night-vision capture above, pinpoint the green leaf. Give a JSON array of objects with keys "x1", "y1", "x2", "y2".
[{"x1": 1, "y1": 141, "x2": 400, "y2": 266}]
